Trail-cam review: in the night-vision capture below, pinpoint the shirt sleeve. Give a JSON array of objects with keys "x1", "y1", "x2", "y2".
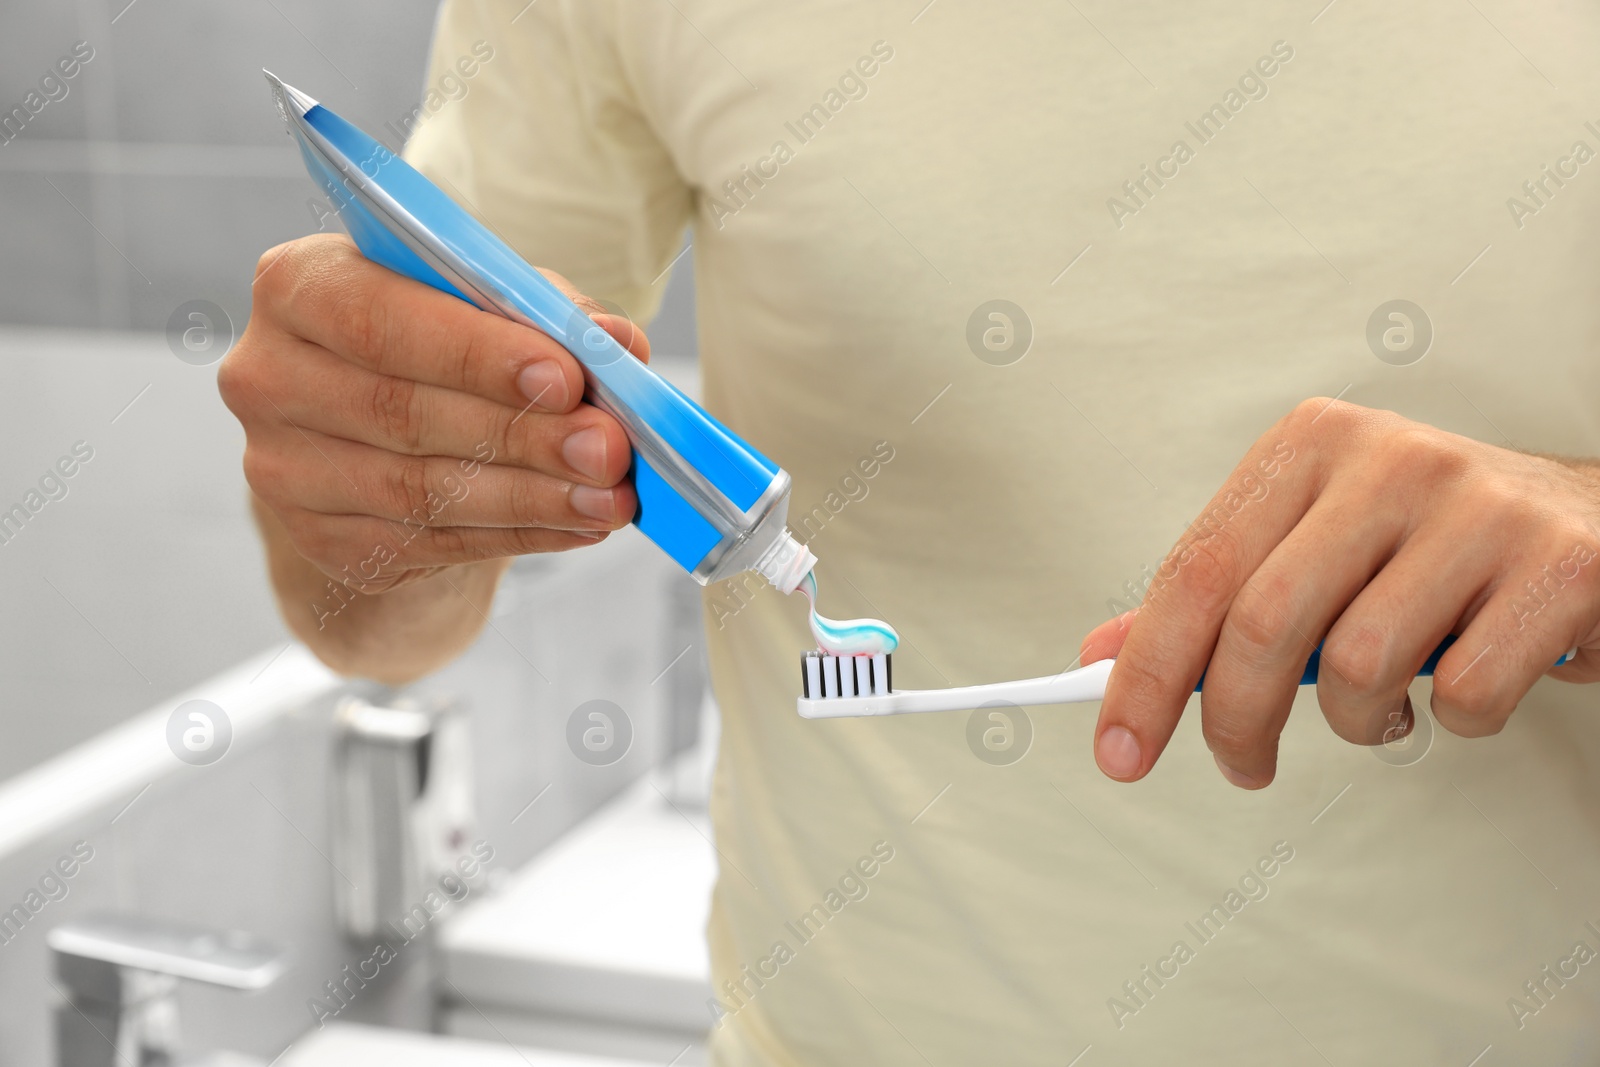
[{"x1": 402, "y1": 0, "x2": 692, "y2": 324}]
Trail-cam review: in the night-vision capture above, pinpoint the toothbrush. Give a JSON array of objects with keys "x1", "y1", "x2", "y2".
[{"x1": 796, "y1": 637, "x2": 1577, "y2": 718}]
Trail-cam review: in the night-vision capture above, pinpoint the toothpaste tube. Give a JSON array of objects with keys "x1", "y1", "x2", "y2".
[{"x1": 264, "y1": 72, "x2": 816, "y2": 593}]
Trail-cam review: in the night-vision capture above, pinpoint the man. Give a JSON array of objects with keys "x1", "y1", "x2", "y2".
[{"x1": 220, "y1": 2, "x2": 1600, "y2": 1062}]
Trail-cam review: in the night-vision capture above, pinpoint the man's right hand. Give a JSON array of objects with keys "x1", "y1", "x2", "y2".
[{"x1": 221, "y1": 233, "x2": 645, "y2": 595}]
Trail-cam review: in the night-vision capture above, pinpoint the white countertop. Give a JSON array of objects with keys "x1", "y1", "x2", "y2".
[
  {"x1": 280, "y1": 1022, "x2": 661, "y2": 1066},
  {"x1": 441, "y1": 768, "x2": 716, "y2": 1032}
]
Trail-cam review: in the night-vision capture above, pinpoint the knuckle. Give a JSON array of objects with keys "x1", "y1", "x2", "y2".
[
  {"x1": 505, "y1": 474, "x2": 547, "y2": 527},
  {"x1": 1280, "y1": 395, "x2": 1376, "y2": 448},
  {"x1": 254, "y1": 242, "x2": 288, "y2": 281},
  {"x1": 1201, "y1": 713, "x2": 1267, "y2": 766},
  {"x1": 498, "y1": 405, "x2": 560, "y2": 471},
  {"x1": 1168, "y1": 526, "x2": 1246, "y2": 612},
  {"x1": 1227, "y1": 578, "x2": 1298, "y2": 655},
  {"x1": 425, "y1": 524, "x2": 492, "y2": 566},
  {"x1": 252, "y1": 241, "x2": 297, "y2": 300},
  {"x1": 340, "y1": 287, "x2": 390, "y2": 365},
  {"x1": 240, "y1": 446, "x2": 283, "y2": 502},
  {"x1": 1465, "y1": 479, "x2": 1525, "y2": 531},
  {"x1": 484, "y1": 415, "x2": 520, "y2": 474},
  {"x1": 1288, "y1": 396, "x2": 1333, "y2": 426},
  {"x1": 214, "y1": 350, "x2": 252, "y2": 415},
  {"x1": 284, "y1": 511, "x2": 338, "y2": 567},
  {"x1": 1107, "y1": 654, "x2": 1176, "y2": 712},
  {"x1": 386, "y1": 456, "x2": 434, "y2": 521},
  {"x1": 255, "y1": 236, "x2": 333, "y2": 308},
  {"x1": 1393, "y1": 427, "x2": 1468, "y2": 482},
  {"x1": 1431, "y1": 670, "x2": 1506, "y2": 735},
  {"x1": 1321, "y1": 625, "x2": 1392, "y2": 699},
  {"x1": 367, "y1": 376, "x2": 421, "y2": 450},
  {"x1": 1284, "y1": 395, "x2": 1342, "y2": 437},
  {"x1": 425, "y1": 523, "x2": 471, "y2": 561},
  {"x1": 216, "y1": 340, "x2": 280, "y2": 423},
  {"x1": 454, "y1": 326, "x2": 494, "y2": 397}
]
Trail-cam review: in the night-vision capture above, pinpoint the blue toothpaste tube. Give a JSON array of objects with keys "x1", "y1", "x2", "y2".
[{"x1": 264, "y1": 72, "x2": 817, "y2": 594}]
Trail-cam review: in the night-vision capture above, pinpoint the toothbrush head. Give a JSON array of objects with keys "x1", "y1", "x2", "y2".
[
  {"x1": 798, "y1": 651, "x2": 898, "y2": 718},
  {"x1": 797, "y1": 656, "x2": 1119, "y2": 719}
]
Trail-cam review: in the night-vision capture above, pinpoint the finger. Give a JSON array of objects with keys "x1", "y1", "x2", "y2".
[
  {"x1": 514, "y1": 310, "x2": 649, "y2": 409},
  {"x1": 592, "y1": 312, "x2": 651, "y2": 364},
  {"x1": 1201, "y1": 493, "x2": 1403, "y2": 786},
  {"x1": 250, "y1": 341, "x2": 632, "y2": 487},
  {"x1": 246, "y1": 428, "x2": 636, "y2": 531},
  {"x1": 522, "y1": 265, "x2": 651, "y2": 365},
  {"x1": 259, "y1": 234, "x2": 644, "y2": 414},
  {"x1": 1431, "y1": 542, "x2": 1600, "y2": 736},
  {"x1": 1316, "y1": 525, "x2": 1498, "y2": 745},
  {"x1": 1550, "y1": 646, "x2": 1600, "y2": 684},
  {"x1": 1079, "y1": 610, "x2": 1137, "y2": 664},
  {"x1": 1530, "y1": 539, "x2": 1600, "y2": 684},
  {"x1": 284, "y1": 507, "x2": 609, "y2": 583},
  {"x1": 1377, "y1": 693, "x2": 1416, "y2": 751},
  {"x1": 1095, "y1": 424, "x2": 1317, "y2": 781}
]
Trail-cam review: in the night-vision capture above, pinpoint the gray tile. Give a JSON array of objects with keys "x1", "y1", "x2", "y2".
[
  {"x1": 648, "y1": 242, "x2": 700, "y2": 361},
  {"x1": 114, "y1": 171, "x2": 321, "y2": 331},
  {"x1": 0, "y1": 329, "x2": 288, "y2": 780},
  {"x1": 0, "y1": 8, "x2": 95, "y2": 145},
  {"x1": 104, "y1": 0, "x2": 440, "y2": 147},
  {"x1": 0, "y1": 171, "x2": 101, "y2": 327}
]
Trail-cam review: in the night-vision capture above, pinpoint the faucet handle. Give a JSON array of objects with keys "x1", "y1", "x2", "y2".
[
  {"x1": 50, "y1": 916, "x2": 284, "y2": 1067},
  {"x1": 50, "y1": 914, "x2": 284, "y2": 997}
]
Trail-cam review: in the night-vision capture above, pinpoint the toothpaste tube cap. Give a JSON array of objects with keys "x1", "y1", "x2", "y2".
[{"x1": 756, "y1": 531, "x2": 816, "y2": 596}]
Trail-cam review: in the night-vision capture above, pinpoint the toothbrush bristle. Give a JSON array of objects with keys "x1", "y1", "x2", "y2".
[{"x1": 801, "y1": 652, "x2": 891, "y2": 699}]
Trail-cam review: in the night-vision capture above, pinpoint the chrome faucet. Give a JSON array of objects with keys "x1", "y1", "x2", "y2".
[
  {"x1": 330, "y1": 694, "x2": 476, "y2": 941},
  {"x1": 49, "y1": 914, "x2": 283, "y2": 1067}
]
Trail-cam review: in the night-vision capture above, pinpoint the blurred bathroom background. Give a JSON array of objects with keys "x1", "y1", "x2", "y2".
[{"x1": 0, "y1": 2, "x2": 715, "y2": 1064}]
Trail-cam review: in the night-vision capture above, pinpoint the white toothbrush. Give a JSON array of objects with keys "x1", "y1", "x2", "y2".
[
  {"x1": 798, "y1": 652, "x2": 1114, "y2": 719},
  {"x1": 796, "y1": 639, "x2": 1577, "y2": 719}
]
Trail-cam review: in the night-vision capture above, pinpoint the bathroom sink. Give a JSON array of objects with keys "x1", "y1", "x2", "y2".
[
  {"x1": 439, "y1": 768, "x2": 715, "y2": 1059},
  {"x1": 279, "y1": 1022, "x2": 661, "y2": 1065}
]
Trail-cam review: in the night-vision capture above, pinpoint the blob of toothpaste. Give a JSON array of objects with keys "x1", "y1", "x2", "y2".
[{"x1": 797, "y1": 571, "x2": 900, "y2": 656}]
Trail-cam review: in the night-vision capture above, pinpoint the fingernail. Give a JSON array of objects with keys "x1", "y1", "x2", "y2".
[
  {"x1": 571, "y1": 529, "x2": 605, "y2": 541},
  {"x1": 517, "y1": 361, "x2": 568, "y2": 411},
  {"x1": 1095, "y1": 726, "x2": 1142, "y2": 779},
  {"x1": 569, "y1": 483, "x2": 616, "y2": 522},
  {"x1": 562, "y1": 427, "x2": 608, "y2": 481},
  {"x1": 1213, "y1": 753, "x2": 1260, "y2": 789}
]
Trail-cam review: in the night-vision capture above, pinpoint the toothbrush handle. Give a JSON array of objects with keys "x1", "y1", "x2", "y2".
[
  {"x1": 1196, "y1": 634, "x2": 1573, "y2": 691},
  {"x1": 1297, "y1": 636, "x2": 1458, "y2": 686}
]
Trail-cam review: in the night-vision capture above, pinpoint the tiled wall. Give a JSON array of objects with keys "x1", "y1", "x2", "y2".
[
  {"x1": 0, "y1": 0, "x2": 440, "y2": 331},
  {"x1": 0, "y1": 0, "x2": 700, "y2": 353}
]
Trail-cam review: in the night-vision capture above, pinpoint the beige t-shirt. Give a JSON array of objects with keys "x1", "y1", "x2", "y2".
[{"x1": 408, "y1": 2, "x2": 1600, "y2": 1062}]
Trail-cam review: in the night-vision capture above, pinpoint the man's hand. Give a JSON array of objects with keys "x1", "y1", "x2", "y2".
[
  {"x1": 1080, "y1": 398, "x2": 1600, "y2": 789},
  {"x1": 219, "y1": 234, "x2": 647, "y2": 679}
]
